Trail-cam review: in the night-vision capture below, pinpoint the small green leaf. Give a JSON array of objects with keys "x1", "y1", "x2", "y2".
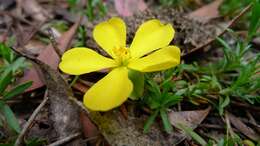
[
  {"x1": 3, "y1": 81, "x2": 32, "y2": 100},
  {"x1": 0, "y1": 43, "x2": 13, "y2": 63},
  {"x1": 8, "y1": 57, "x2": 27, "y2": 73},
  {"x1": 147, "y1": 97, "x2": 161, "y2": 109},
  {"x1": 177, "y1": 123, "x2": 207, "y2": 146},
  {"x1": 143, "y1": 110, "x2": 159, "y2": 133},
  {"x1": 248, "y1": 0, "x2": 260, "y2": 40},
  {"x1": 162, "y1": 94, "x2": 183, "y2": 108},
  {"x1": 146, "y1": 79, "x2": 161, "y2": 98},
  {"x1": 0, "y1": 143, "x2": 15, "y2": 146},
  {"x1": 218, "y1": 96, "x2": 230, "y2": 115},
  {"x1": 160, "y1": 108, "x2": 172, "y2": 133},
  {"x1": 1, "y1": 104, "x2": 21, "y2": 133},
  {"x1": 0, "y1": 101, "x2": 5, "y2": 109},
  {"x1": 128, "y1": 69, "x2": 144, "y2": 100},
  {"x1": 217, "y1": 138, "x2": 225, "y2": 146},
  {"x1": 97, "y1": 0, "x2": 107, "y2": 16},
  {"x1": 25, "y1": 138, "x2": 47, "y2": 146},
  {"x1": 0, "y1": 69, "x2": 12, "y2": 94},
  {"x1": 217, "y1": 37, "x2": 232, "y2": 65},
  {"x1": 221, "y1": 96, "x2": 230, "y2": 108}
]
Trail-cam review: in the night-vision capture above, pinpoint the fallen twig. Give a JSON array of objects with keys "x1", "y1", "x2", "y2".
[
  {"x1": 48, "y1": 28, "x2": 62, "y2": 58},
  {"x1": 69, "y1": 96, "x2": 90, "y2": 114},
  {"x1": 231, "y1": 101, "x2": 260, "y2": 112},
  {"x1": 185, "y1": 3, "x2": 253, "y2": 56},
  {"x1": 15, "y1": 91, "x2": 49, "y2": 146},
  {"x1": 47, "y1": 132, "x2": 81, "y2": 146}
]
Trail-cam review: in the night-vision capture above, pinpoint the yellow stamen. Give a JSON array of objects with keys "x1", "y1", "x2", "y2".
[{"x1": 112, "y1": 47, "x2": 131, "y2": 66}]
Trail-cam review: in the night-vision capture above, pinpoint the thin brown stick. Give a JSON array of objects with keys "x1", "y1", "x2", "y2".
[
  {"x1": 14, "y1": 91, "x2": 49, "y2": 146},
  {"x1": 184, "y1": 3, "x2": 253, "y2": 56},
  {"x1": 69, "y1": 96, "x2": 90, "y2": 114},
  {"x1": 231, "y1": 101, "x2": 260, "y2": 112},
  {"x1": 47, "y1": 132, "x2": 81, "y2": 146},
  {"x1": 47, "y1": 28, "x2": 62, "y2": 57}
]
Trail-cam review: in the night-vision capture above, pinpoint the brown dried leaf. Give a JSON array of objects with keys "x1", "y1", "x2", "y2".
[
  {"x1": 114, "y1": 0, "x2": 147, "y2": 17},
  {"x1": 19, "y1": 0, "x2": 52, "y2": 22},
  {"x1": 187, "y1": 0, "x2": 223, "y2": 23},
  {"x1": 80, "y1": 111, "x2": 99, "y2": 139},
  {"x1": 168, "y1": 107, "x2": 211, "y2": 129},
  {"x1": 23, "y1": 40, "x2": 46, "y2": 55},
  {"x1": 167, "y1": 107, "x2": 211, "y2": 144},
  {"x1": 252, "y1": 37, "x2": 260, "y2": 49},
  {"x1": 34, "y1": 60, "x2": 83, "y2": 145},
  {"x1": 227, "y1": 112, "x2": 260, "y2": 141}
]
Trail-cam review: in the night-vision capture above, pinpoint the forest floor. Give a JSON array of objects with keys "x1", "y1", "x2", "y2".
[{"x1": 0, "y1": 0, "x2": 259, "y2": 146}]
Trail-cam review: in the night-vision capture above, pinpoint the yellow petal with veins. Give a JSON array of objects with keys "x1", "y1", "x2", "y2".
[
  {"x1": 84, "y1": 67, "x2": 133, "y2": 111},
  {"x1": 130, "y1": 19, "x2": 174, "y2": 59},
  {"x1": 93, "y1": 17, "x2": 126, "y2": 58},
  {"x1": 59, "y1": 48, "x2": 117, "y2": 75},
  {"x1": 128, "y1": 46, "x2": 180, "y2": 72}
]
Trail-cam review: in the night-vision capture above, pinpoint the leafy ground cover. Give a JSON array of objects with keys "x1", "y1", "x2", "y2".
[{"x1": 0, "y1": 0, "x2": 259, "y2": 145}]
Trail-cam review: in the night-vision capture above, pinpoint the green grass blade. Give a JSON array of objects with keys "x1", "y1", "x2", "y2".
[
  {"x1": 143, "y1": 110, "x2": 159, "y2": 133},
  {"x1": 177, "y1": 123, "x2": 207, "y2": 146},
  {"x1": 160, "y1": 108, "x2": 173, "y2": 133},
  {"x1": 1, "y1": 104, "x2": 21, "y2": 133},
  {"x1": 3, "y1": 81, "x2": 32, "y2": 100}
]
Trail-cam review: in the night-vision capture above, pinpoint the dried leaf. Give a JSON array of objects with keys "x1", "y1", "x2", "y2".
[
  {"x1": 33, "y1": 59, "x2": 83, "y2": 145},
  {"x1": 168, "y1": 107, "x2": 211, "y2": 144},
  {"x1": 80, "y1": 111, "x2": 99, "y2": 139},
  {"x1": 187, "y1": 0, "x2": 223, "y2": 23},
  {"x1": 168, "y1": 107, "x2": 211, "y2": 129},
  {"x1": 20, "y1": 0, "x2": 52, "y2": 22},
  {"x1": 227, "y1": 112, "x2": 260, "y2": 141},
  {"x1": 114, "y1": 0, "x2": 147, "y2": 17}
]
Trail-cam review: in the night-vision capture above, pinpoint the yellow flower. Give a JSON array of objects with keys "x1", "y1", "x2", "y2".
[{"x1": 59, "y1": 17, "x2": 181, "y2": 111}]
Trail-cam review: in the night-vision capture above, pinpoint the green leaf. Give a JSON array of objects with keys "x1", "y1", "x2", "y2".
[
  {"x1": 160, "y1": 108, "x2": 172, "y2": 133},
  {"x1": 177, "y1": 123, "x2": 207, "y2": 146},
  {"x1": 248, "y1": 0, "x2": 260, "y2": 40},
  {"x1": 217, "y1": 138, "x2": 225, "y2": 146},
  {"x1": 221, "y1": 96, "x2": 230, "y2": 108},
  {"x1": 8, "y1": 57, "x2": 27, "y2": 73},
  {"x1": 146, "y1": 79, "x2": 161, "y2": 98},
  {"x1": 25, "y1": 138, "x2": 46, "y2": 146},
  {"x1": 0, "y1": 104, "x2": 21, "y2": 133},
  {"x1": 67, "y1": 0, "x2": 78, "y2": 5},
  {"x1": 147, "y1": 96, "x2": 161, "y2": 109},
  {"x1": 218, "y1": 96, "x2": 230, "y2": 115},
  {"x1": 162, "y1": 93, "x2": 182, "y2": 108},
  {"x1": 0, "y1": 69, "x2": 12, "y2": 94},
  {"x1": 143, "y1": 110, "x2": 159, "y2": 133},
  {"x1": 0, "y1": 143, "x2": 14, "y2": 146},
  {"x1": 97, "y1": 0, "x2": 107, "y2": 16},
  {"x1": 128, "y1": 69, "x2": 144, "y2": 100},
  {"x1": 0, "y1": 43, "x2": 13, "y2": 63},
  {"x1": 0, "y1": 101, "x2": 5, "y2": 109},
  {"x1": 3, "y1": 81, "x2": 32, "y2": 100},
  {"x1": 216, "y1": 37, "x2": 232, "y2": 66}
]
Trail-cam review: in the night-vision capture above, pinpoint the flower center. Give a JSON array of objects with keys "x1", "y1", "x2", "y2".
[{"x1": 113, "y1": 47, "x2": 130, "y2": 66}]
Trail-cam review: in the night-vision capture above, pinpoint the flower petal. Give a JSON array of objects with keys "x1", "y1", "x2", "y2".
[
  {"x1": 130, "y1": 19, "x2": 174, "y2": 59},
  {"x1": 93, "y1": 17, "x2": 126, "y2": 58},
  {"x1": 59, "y1": 47, "x2": 116, "y2": 75},
  {"x1": 128, "y1": 46, "x2": 180, "y2": 72},
  {"x1": 83, "y1": 67, "x2": 133, "y2": 111}
]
